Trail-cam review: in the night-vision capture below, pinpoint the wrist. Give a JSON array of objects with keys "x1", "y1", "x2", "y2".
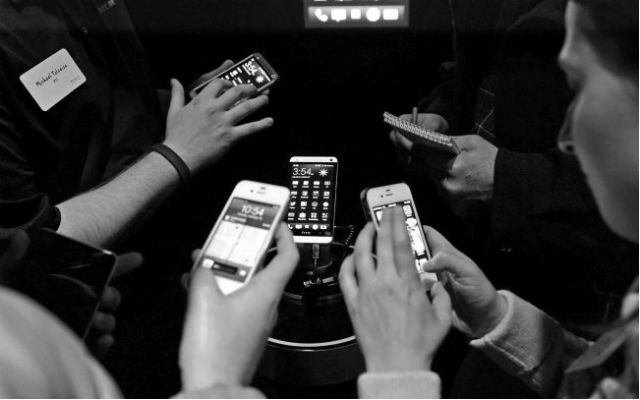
[
  {"x1": 474, "y1": 292, "x2": 508, "y2": 338},
  {"x1": 366, "y1": 354, "x2": 432, "y2": 374},
  {"x1": 162, "y1": 141, "x2": 199, "y2": 174}
]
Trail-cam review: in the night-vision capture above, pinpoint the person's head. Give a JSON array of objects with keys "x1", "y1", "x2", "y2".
[{"x1": 558, "y1": 0, "x2": 638, "y2": 242}]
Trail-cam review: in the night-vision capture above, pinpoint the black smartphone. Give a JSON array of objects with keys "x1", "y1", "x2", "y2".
[
  {"x1": 22, "y1": 228, "x2": 117, "y2": 340},
  {"x1": 189, "y1": 53, "x2": 279, "y2": 98}
]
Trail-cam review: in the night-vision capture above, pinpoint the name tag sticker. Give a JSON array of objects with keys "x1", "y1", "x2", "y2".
[{"x1": 20, "y1": 49, "x2": 86, "y2": 111}]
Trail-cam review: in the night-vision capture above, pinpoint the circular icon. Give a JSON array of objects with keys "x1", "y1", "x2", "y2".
[{"x1": 366, "y1": 7, "x2": 381, "y2": 22}]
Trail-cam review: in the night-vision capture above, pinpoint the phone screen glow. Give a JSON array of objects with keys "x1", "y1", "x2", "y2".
[{"x1": 202, "y1": 198, "x2": 279, "y2": 282}]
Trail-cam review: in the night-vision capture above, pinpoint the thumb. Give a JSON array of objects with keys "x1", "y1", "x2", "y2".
[
  {"x1": 188, "y1": 265, "x2": 222, "y2": 300},
  {"x1": 422, "y1": 250, "x2": 473, "y2": 279},
  {"x1": 168, "y1": 78, "x2": 185, "y2": 119},
  {"x1": 430, "y1": 281, "x2": 452, "y2": 325}
]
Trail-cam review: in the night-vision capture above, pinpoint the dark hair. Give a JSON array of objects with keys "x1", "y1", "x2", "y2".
[{"x1": 572, "y1": 0, "x2": 638, "y2": 79}]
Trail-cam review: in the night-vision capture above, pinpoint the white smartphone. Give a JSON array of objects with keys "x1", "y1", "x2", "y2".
[
  {"x1": 286, "y1": 156, "x2": 338, "y2": 244},
  {"x1": 193, "y1": 180, "x2": 290, "y2": 294},
  {"x1": 364, "y1": 183, "x2": 438, "y2": 284}
]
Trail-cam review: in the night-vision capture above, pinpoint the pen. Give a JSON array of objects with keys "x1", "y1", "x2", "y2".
[{"x1": 411, "y1": 106, "x2": 418, "y2": 124}]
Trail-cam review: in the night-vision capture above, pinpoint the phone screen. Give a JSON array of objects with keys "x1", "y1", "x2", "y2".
[
  {"x1": 200, "y1": 198, "x2": 280, "y2": 282},
  {"x1": 287, "y1": 161, "x2": 338, "y2": 239},
  {"x1": 372, "y1": 200, "x2": 434, "y2": 278},
  {"x1": 194, "y1": 55, "x2": 275, "y2": 96},
  {"x1": 23, "y1": 229, "x2": 117, "y2": 339}
]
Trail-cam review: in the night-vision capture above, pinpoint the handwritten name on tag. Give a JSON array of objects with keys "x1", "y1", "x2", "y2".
[{"x1": 20, "y1": 48, "x2": 86, "y2": 111}]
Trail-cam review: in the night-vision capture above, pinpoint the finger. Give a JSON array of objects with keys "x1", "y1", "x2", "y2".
[
  {"x1": 338, "y1": 254, "x2": 358, "y2": 308},
  {"x1": 199, "y1": 59, "x2": 234, "y2": 82},
  {"x1": 422, "y1": 225, "x2": 455, "y2": 255},
  {"x1": 230, "y1": 117, "x2": 274, "y2": 140},
  {"x1": 0, "y1": 230, "x2": 29, "y2": 286},
  {"x1": 352, "y1": 223, "x2": 376, "y2": 285},
  {"x1": 197, "y1": 79, "x2": 233, "y2": 101},
  {"x1": 216, "y1": 84, "x2": 258, "y2": 109},
  {"x1": 167, "y1": 79, "x2": 185, "y2": 120},
  {"x1": 226, "y1": 95, "x2": 269, "y2": 124},
  {"x1": 191, "y1": 249, "x2": 202, "y2": 263},
  {"x1": 112, "y1": 252, "x2": 143, "y2": 279},
  {"x1": 99, "y1": 286, "x2": 121, "y2": 312},
  {"x1": 391, "y1": 207, "x2": 419, "y2": 282},
  {"x1": 422, "y1": 249, "x2": 471, "y2": 278},
  {"x1": 90, "y1": 334, "x2": 114, "y2": 359},
  {"x1": 91, "y1": 312, "x2": 116, "y2": 333},
  {"x1": 252, "y1": 223, "x2": 299, "y2": 296},
  {"x1": 449, "y1": 135, "x2": 475, "y2": 152},
  {"x1": 430, "y1": 281, "x2": 452, "y2": 324},
  {"x1": 189, "y1": 264, "x2": 223, "y2": 300},
  {"x1": 375, "y1": 208, "x2": 398, "y2": 279}
]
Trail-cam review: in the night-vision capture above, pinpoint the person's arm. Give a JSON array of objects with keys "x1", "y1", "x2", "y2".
[
  {"x1": 57, "y1": 151, "x2": 179, "y2": 247},
  {"x1": 470, "y1": 291, "x2": 590, "y2": 397},
  {"x1": 339, "y1": 209, "x2": 452, "y2": 399},
  {"x1": 422, "y1": 226, "x2": 593, "y2": 398},
  {"x1": 57, "y1": 75, "x2": 273, "y2": 248}
]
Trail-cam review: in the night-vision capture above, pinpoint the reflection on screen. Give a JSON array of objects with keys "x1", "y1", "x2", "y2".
[
  {"x1": 287, "y1": 162, "x2": 337, "y2": 238},
  {"x1": 202, "y1": 198, "x2": 279, "y2": 282},
  {"x1": 373, "y1": 200, "x2": 433, "y2": 276}
]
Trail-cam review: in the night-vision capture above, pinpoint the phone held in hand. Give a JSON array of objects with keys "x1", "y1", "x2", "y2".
[
  {"x1": 193, "y1": 180, "x2": 290, "y2": 295},
  {"x1": 22, "y1": 228, "x2": 117, "y2": 340},
  {"x1": 286, "y1": 156, "x2": 338, "y2": 244},
  {"x1": 189, "y1": 53, "x2": 279, "y2": 99},
  {"x1": 363, "y1": 183, "x2": 438, "y2": 285}
]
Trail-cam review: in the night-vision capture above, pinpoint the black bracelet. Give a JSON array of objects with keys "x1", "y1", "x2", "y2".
[{"x1": 150, "y1": 143, "x2": 192, "y2": 190}]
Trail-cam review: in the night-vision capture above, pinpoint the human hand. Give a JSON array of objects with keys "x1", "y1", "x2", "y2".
[
  {"x1": 389, "y1": 113, "x2": 449, "y2": 174},
  {"x1": 163, "y1": 62, "x2": 274, "y2": 173},
  {"x1": 179, "y1": 223, "x2": 299, "y2": 392},
  {"x1": 422, "y1": 226, "x2": 506, "y2": 338},
  {"x1": 86, "y1": 252, "x2": 143, "y2": 358},
  {"x1": 416, "y1": 134, "x2": 498, "y2": 216},
  {"x1": 186, "y1": 59, "x2": 235, "y2": 99},
  {"x1": 339, "y1": 208, "x2": 451, "y2": 373}
]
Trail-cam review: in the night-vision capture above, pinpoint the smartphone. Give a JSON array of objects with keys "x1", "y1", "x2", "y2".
[
  {"x1": 193, "y1": 180, "x2": 290, "y2": 294},
  {"x1": 363, "y1": 183, "x2": 437, "y2": 283},
  {"x1": 286, "y1": 156, "x2": 338, "y2": 244},
  {"x1": 189, "y1": 53, "x2": 279, "y2": 98},
  {"x1": 22, "y1": 228, "x2": 117, "y2": 340}
]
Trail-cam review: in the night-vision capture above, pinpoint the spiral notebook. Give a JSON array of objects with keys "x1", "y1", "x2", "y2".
[{"x1": 383, "y1": 112, "x2": 460, "y2": 154}]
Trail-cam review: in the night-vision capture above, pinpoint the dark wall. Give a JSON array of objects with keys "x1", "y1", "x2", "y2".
[{"x1": 125, "y1": 1, "x2": 465, "y2": 241}]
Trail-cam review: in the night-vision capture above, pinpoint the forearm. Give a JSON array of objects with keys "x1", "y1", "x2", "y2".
[
  {"x1": 57, "y1": 151, "x2": 179, "y2": 248},
  {"x1": 470, "y1": 291, "x2": 590, "y2": 397}
]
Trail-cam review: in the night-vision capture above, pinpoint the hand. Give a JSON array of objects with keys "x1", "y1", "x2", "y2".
[
  {"x1": 179, "y1": 223, "x2": 299, "y2": 392},
  {"x1": 389, "y1": 113, "x2": 449, "y2": 174},
  {"x1": 186, "y1": 59, "x2": 235, "y2": 99},
  {"x1": 339, "y1": 208, "x2": 451, "y2": 373},
  {"x1": 422, "y1": 226, "x2": 506, "y2": 338},
  {"x1": 415, "y1": 135, "x2": 498, "y2": 217},
  {"x1": 86, "y1": 252, "x2": 143, "y2": 358},
  {"x1": 163, "y1": 61, "x2": 274, "y2": 173}
]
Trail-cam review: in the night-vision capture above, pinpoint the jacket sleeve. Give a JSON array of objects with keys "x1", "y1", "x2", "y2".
[
  {"x1": 173, "y1": 383, "x2": 265, "y2": 399},
  {"x1": 470, "y1": 291, "x2": 590, "y2": 397},
  {"x1": 357, "y1": 370, "x2": 441, "y2": 398}
]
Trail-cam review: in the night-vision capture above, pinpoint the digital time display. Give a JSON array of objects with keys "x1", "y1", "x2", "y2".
[{"x1": 202, "y1": 197, "x2": 279, "y2": 282}]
